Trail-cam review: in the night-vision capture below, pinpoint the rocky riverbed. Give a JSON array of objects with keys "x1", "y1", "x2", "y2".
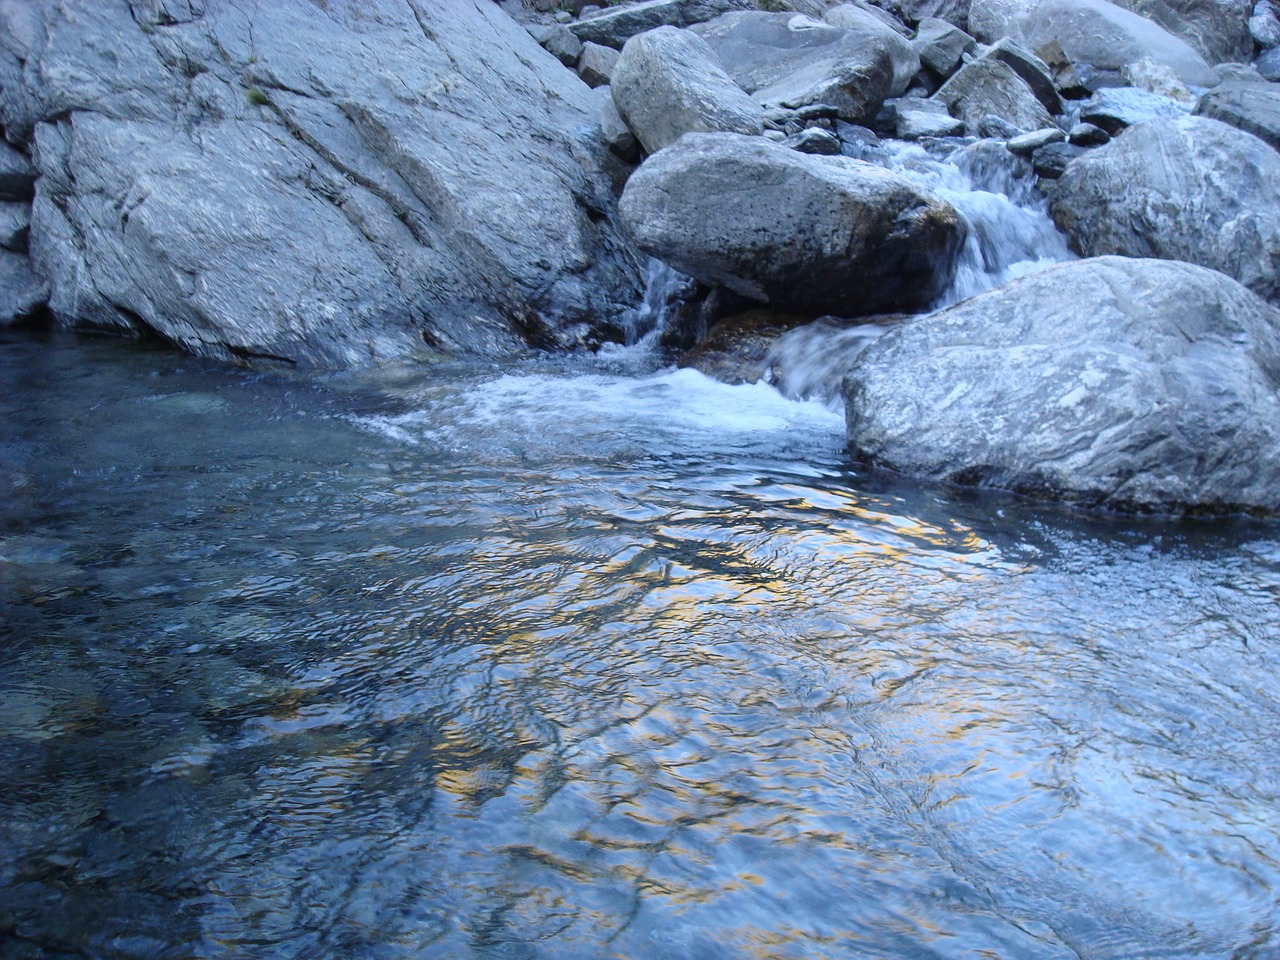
[{"x1": 3, "y1": 0, "x2": 1280, "y2": 512}]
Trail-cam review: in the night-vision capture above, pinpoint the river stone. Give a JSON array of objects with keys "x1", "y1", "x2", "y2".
[
  {"x1": 534, "y1": 24, "x2": 584, "y2": 66},
  {"x1": 1251, "y1": 0, "x2": 1280, "y2": 47},
  {"x1": 1078, "y1": 86, "x2": 1192, "y2": 134},
  {"x1": 619, "y1": 132, "x2": 964, "y2": 316},
  {"x1": 914, "y1": 18, "x2": 979, "y2": 76},
  {"x1": 677, "y1": 309, "x2": 811, "y2": 384},
  {"x1": 1032, "y1": 140, "x2": 1087, "y2": 176},
  {"x1": 933, "y1": 58, "x2": 1057, "y2": 130},
  {"x1": 1258, "y1": 45, "x2": 1280, "y2": 80},
  {"x1": 823, "y1": 2, "x2": 914, "y2": 38},
  {"x1": 1007, "y1": 126, "x2": 1065, "y2": 154},
  {"x1": 611, "y1": 27, "x2": 764, "y2": 154},
  {"x1": 0, "y1": 250, "x2": 46, "y2": 325},
  {"x1": 784, "y1": 127, "x2": 844, "y2": 153},
  {"x1": 898, "y1": 105, "x2": 968, "y2": 137},
  {"x1": 568, "y1": 0, "x2": 756, "y2": 47},
  {"x1": 841, "y1": 256, "x2": 1280, "y2": 513},
  {"x1": 577, "y1": 41, "x2": 621, "y2": 87},
  {"x1": 0, "y1": 202, "x2": 30, "y2": 251},
  {"x1": 4, "y1": 0, "x2": 645, "y2": 364},
  {"x1": 1049, "y1": 116, "x2": 1280, "y2": 302},
  {"x1": 692, "y1": 10, "x2": 920, "y2": 122},
  {"x1": 1194, "y1": 81, "x2": 1280, "y2": 152},
  {"x1": 981, "y1": 38, "x2": 1065, "y2": 115}
]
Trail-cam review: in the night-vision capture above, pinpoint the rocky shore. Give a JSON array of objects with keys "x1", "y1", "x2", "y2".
[{"x1": 3, "y1": 0, "x2": 1280, "y2": 512}]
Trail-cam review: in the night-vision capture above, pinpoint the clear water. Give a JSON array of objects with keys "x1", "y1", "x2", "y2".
[{"x1": 3, "y1": 328, "x2": 1279, "y2": 959}]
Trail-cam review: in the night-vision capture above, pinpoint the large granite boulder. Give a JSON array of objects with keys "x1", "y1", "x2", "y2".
[
  {"x1": 1, "y1": 0, "x2": 646, "y2": 365},
  {"x1": 842, "y1": 256, "x2": 1280, "y2": 513},
  {"x1": 1049, "y1": 116, "x2": 1280, "y2": 303},
  {"x1": 611, "y1": 26, "x2": 764, "y2": 153},
  {"x1": 619, "y1": 132, "x2": 965, "y2": 316},
  {"x1": 691, "y1": 10, "x2": 919, "y2": 123},
  {"x1": 1194, "y1": 80, "x2": 1280, "y2": 152},
  {"x1": 568, "y1": 0, "x2": 756, "y2": 48}
]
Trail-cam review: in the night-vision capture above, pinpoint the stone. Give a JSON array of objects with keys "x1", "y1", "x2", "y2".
[
  {"x1": 538, "y1": 24, "x2": 584, "y2": 67},
  {"x1": 1256, "y1": 46, "x2": 1280, "y2": 81},
  {"x1": 1215, "y1": 62, "x2": 1268, "y2": 83},
  {"x1": 1119, "y1": 0, "x2": 1254, "y2": 66},
  {"x1": 933, "y1": 58, "x2": 1058, "y2": 131},
  {"x1": 610, "y1": 27, "x2": 764, "y2": 154},
  {"x1": 1031, "y1": 140, "x2": 1087, "y2": 176},
  {"x1": 898, "y1": 106, "x2": 968, "y2": 136},
  {"x1": 976, "y1": 113, "x2": 1025, "y2": 137},
  {"x1": 1251, "y1": 0, "x2": 1280, "y2": 48},
  {"x1": 841, "y1": 256, "x2": 1280, "y2": 513},
  {"x1": 0, "y1": 142, "x2": 36, "y2": 202},
  {"x1": 823, "y1": 1, "x2": 914, "y2": 37},
  {"x1": 1068, "y1": 121, "x2": 1110, "y2": 144},
  {"x1": 783, "y1": 127, "x2": 844, "y2": 152},
  {"x1": 968, "y1": 0, "x2": 1040, "y2": 42},
  {"x1": 878, "y1": 0, "x2": 974, "y2": 25},
  {"x1": 1078, "y1": 86, "x2": 1192, "y2": 134},
  {"x1": 1195, "y1": 80, "x2": 1280, "y2": 151},
  {"x1": 0, "y1": 202, "x2": 30, "y2": 251},
  {"x1": 577, "y1": 41, "x2": 621, "y2": 87},
  {"x1": 1049, "y1": 116, "x2": 1280, "y2": 301},
  {"x1": 0, "y1": 250, "x2": 46, "y2": 325},
  {"x1": 5, "y1": 0, "x2": 646, "y2": 364},
  {"x1": 619, "y1": 132, "x2": 965, "y2": 316},
  {"x1": 1121, "y1": 57, "x2": 1192, "y2": 101},
  {"x1": 692, "y1": 10, "x2": 920, "y2": 123},
  {"x1": 678, "y1": 309, "x2": 811, "y2": 383},
  {"x1": 981, "y1": 38, "x2": 1065, "y2": 115},
  {"x1": 597, "y1": 93, "x2": 641, "y2": 161},
  {"x1": 1007, "y1": 126, "x2": 1065, "y2": 154},
  {"x1": 913, "y1": 18, "x2": 979, "y2": 76},
  {"x1": 568, "y1": 0, "x2": 756, "y2": 48}
]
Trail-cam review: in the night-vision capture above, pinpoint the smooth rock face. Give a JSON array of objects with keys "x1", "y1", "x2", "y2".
[
  {"x1": 619, "y1": 132, "x2": 964, "y2": 316},
  {"x1": 611, "y1": 26, "x2": 764, "y2": 153},
  {"x1": 1050, "y1": 116, "x2": 1280, "y2": 302},
  {"x1": 568, "y1": 0, "x2": 756, "y2": 47},
  {"x1": 0, "y1": 249, "x2": 46, "y2": 324},
  {"x1": 842, "y1": 256, "x2": 1280, "y2": 513},
  {"x1": 3, "y1": 0, "x2": 644, "y2": 364},
  {"x1": 692, "y1": 11, "x2": 919, "y2": 122},
  {"x1": 933, "y1": 58, "x2": 1057, "y2": 131},
  {"x1": 1195, "y1": 81, "x2": 1280, "y2": 152}
]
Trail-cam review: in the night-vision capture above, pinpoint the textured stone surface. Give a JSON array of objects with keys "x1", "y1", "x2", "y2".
[
  {"x1": 0, "y1": 142, "x2": 36, "y2": 202},
  {"x1": 842, "y1": 256, "x2": 1280, "y2": 513},
  {"x1": 1, "y1": 0, "x2": 645, "y2": 364},
  {"x1": 619, "y1": 132, "x2": 964, "y2": 316},
  {"x1": 1050, "y1": 116, "x2": 1280, "y2": 301},
  {"x1": 933, "y1": 58, "x2": 1057, "y2": 131},
  {"x1": 0, "y1": 249, "x2": 46, "y2": 325},
  {"x1": 577, "y1": 41, "x2": 621, "y2": 86},
  {"x1": 568, "y1": 0, "x2": 756, "y2": 47},
  {"x1": 1120, "y1": 0, "x2": 1254, "y2": 65},
  {"x1": 611, "y1": 26, "x2": 764, "y2": 153},
  {"x1": 1195, "y1": 80, "x2": 1280, "y2": 152},
  {"x1": 0, "y1": 202, "x2": 30, "y2": 251},
  {"x1": 1078, "y1": 86, "x2": 1192, "y2": 133},
  {"x1": 913, "y1": 17, "x2": 978, "y2": 75},
  {"x1": 1007, "y1": 126, "x2": 1065, "y2": 155}
]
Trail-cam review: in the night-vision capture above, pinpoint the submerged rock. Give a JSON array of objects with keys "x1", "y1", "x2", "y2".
[
  {"x1": 677, "y1": 309, "x2": 811, "y2": 384},
  {"x1": 1049, "y1": 116, "x2": 1280, "y2": 302},
  {"x1": 842, "y1": 256, "x2": 1280, "y2": 514},
  {"x1": 619, "y1": 132, "x2": 964, "y2": 317}
]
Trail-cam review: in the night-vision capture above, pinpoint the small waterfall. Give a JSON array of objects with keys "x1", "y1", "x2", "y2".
[{"x1": 621, "y1": 257, "x2": 691, "y2": 346}]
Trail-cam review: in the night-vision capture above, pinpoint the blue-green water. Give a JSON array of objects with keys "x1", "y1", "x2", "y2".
[{"x1": 2, "y1": 329, "x2": 1279, "y2": 958}]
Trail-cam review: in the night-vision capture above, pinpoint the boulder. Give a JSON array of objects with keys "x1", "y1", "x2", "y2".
[
  {"x1": 1078, "y1": 86, "x2": 1192, "y2": 133},
  {"x1": 982, "y1": 38, "x2": 1064, "y2": 115},
  {"x1": 1251, "y1": 0, "x2": 1280, "y2": 48},
  {"x1": 0, "y1": 202, "x2": 30, "y2": 251},
  {"x1": 597, "y1": 94, "x2": 640, "y2": 161},
  {"x1": 0, "y1": 250, "x2": 46, "y2": 325},
  {"x1": 967, "y1": 0, "x2": 1040, "y2": 42},
  {"x1": 1195, "y1": 80, "x2": 1280, "y2": 152},
  {"x1": 535, "y1": 24, "x2": 584, "y2": 67},
  {"x1": 577, "y1": 41, "x2": 621, "y2": 87},
  {"x1": 1007, "y1": 126, "x2": 1065, "y2": 155},
  {"x1": 783, "y1": 127, "x2": 844, "y2": 152},
  {"x1": 1119, "y1": 0, "x2": 1254, "y2": 65},
  {"x1": 610, "y1": 27, "x2": 764, "y2": 154},
  {"x1": 1258, "y1": 45, "x2": 1280, "y2": 81},
  {"x1": 932, "y1": 58, "x2": 1057, "y2": 131},
  {"x1": 1049, "y1": 116, "x2": 1280, "y2": 302},
  {"x1": 823, "y1": 2, "x2": 914, "y2": 37},
  {"x1": 2, "y1": 0, "x2": 646, "y2": 364},
  {"x1": 568, "y1": 0, "x2": 756, "y2": 48},
  {"x1": 1068, "y1": 121, "x2": 1110, "y2": 144},
  {"x1": 898, "y1": 104, "x2": 968, "y2": 137},
  {"x1": 1031, "y1": 140, "x2": 1087, "y2": 176},
  {"x1": 841, "y1": 256, "x2": 1280, "y2": 513},
  {"x1": 878, "y1": 0, "x2": 974, "y2": 26},
  {"x1": 619, "y1": 132, "x2": 965, "y2": 316},
  {"x1": 913, "y1": 17, "x2": 979, "y2": 76},
  {"x1": 691, "y1": 10, "x2": 919, "y2": 123}
]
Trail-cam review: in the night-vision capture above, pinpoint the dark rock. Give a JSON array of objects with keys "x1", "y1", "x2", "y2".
[
  {"x1": 610, "y1": 26, "x2": 764, "y2": 154},
  {"x1": 0, "y1": 250, "x2": 46, "y2": 325},
  {"x1": 1078, "y1": 86, "x2": 1192, "y2": 134},
  {"x1": 784, "y1": 127, "x2": 844, "y2": 153},
  {"x1": 913, "y1": 17, "x2": 978, "y2": 76},
  {"x1": 1258, "y1": 45, "x2": 1280, "y2": 81},
  {"x1": 578, "y1": 41, "x2": 621, "y2": 87},
  {"x1": 1215, "y1": 62, "x2": 1268, "y2": 83},
  {"x1": 1068, "y1": 121, "x2": 1110, "y2": 144},
  {"x1": 692, "y1": 10, "x2": 919, "y2": 123},
  {"x1": 1194, "y1": 80, "x2": 1280, "y2": 152},
  {"x1": 842, "y1": 256, "x2": 1280, "y2": 513},
  {"x1": 568, "y1": 0, "x2": 756, "y2": 48},
  {"x1": 1007, "y1": 126, "x2": 1066, "y2": 154},
  {"x1": 1050, "y1": 116, "x2": 1280, "y2": 301},
  {"x1": 619, "y1": 132, "x2": 965, "y2": 316},
  {"x1": 1031, "y1": 140, "x2": 1088, "y2": 176},
  {"x1": 977, "y1": 113, "x2": 1026, "y2": 137},
  {"x1": 678, "y1": 309, "x2": 811, "y2": 384},
  {"x1": 981, "y1": 38, "x2": 1065, "y2": 115},
  {"x1": 877, "y1": 0, "x2": 974, "y2": 26},
  {"x1": 933, "y1": 58, "x2": 1057, "y2": 131},
  {"x1": 0, "y1": 142, "x2": 35, "y2": 202},
  {"x1": 0, "y1": 202, "x2": 30, "y2": 252},
  {"x1": 898, "y1": 106, "x2": 968, "y2": 137}
]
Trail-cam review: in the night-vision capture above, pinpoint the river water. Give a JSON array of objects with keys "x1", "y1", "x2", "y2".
[{"x1": 3, "y1": 323, "x2": 1279, "y2": 959}]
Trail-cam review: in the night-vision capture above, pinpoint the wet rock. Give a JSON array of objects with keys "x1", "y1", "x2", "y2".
[
  {"x1": 977, "y1": 114, "x2": 1026, "y2": 137},
  {"x1": 841, "y1": 256, "x2": 1280, "y2": 513},
  {"x1": 933, "y1": 58, "x2": 1057, "y2": 131},
  {"x1": 610, "y1": 26, "x2": 764, "y2": 153},
  {"x1": 1007, "y1": 126, "x2": 1066, "y2": 155},
  {"x1": 0, "y1": 250, "x2": 46, "y2": 325},
  {"x1": 1195, "y1": 80, "x2": 1280, "y2": 152},
  {"x1": 913, "y1": 18, "x2": 978, "y2": 76},
  {"x1": 1049, "y1": 116, "x2": 1280, "y2": 301},
  {"x1": 619, "y1": 132, "x2": 965, "y2": 316},
  {"x1": 1078, "y1": 86, "x2": 1192, "y2": 134},
  {"x1": 1068, "y1": 121, "x2": 1110, "y2": 144},
  {"x1": 692, "y1": 10, "x2": 919, "y2": 123},
  {"x1": 678, "y1": 309, "x2": 811, "y2": 384},
  {"x1": 1251, "y1": 0, "x2": 1280, "y2": 47},
  {"x1": 1031, "y1": 140, "x2": 1087, "y2": 176},
  {"x1": 568, "y1": 0, "x2": 756, "y2": 47},
  {"x1": 0, "y1": 203, "x2": 30, "y2": 252}
]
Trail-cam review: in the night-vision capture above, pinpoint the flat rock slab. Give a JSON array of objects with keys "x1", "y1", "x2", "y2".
[{"x1": 842, "y1": 256, "x2": 1280, "y2": 514}]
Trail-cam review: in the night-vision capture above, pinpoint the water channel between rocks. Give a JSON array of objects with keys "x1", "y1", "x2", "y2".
[{"x1": 2, "y1": 143, "x2": 1279, "y2": 959}]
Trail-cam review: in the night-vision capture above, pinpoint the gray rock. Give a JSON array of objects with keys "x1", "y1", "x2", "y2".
[
  {"x1": 841, "y1": 256, "x2": 1280, "y2": 513},
  {"x1": 1258, "y1": 45, "x2": 1280, "y2": 80},
  {"x1": 1195, "y1": 80, "x2": 1280, "y2": 151},
  {"x1": 597, "y1": 93, "x2": 641, "y2": 161},
  {"x1": 0, "y1": 202, "x2": 30, "y2": 251},
  {"x1": 1032, "y1": 140, "x2": 1088, "y2": 176},
  {"x1": 568, "y1": 0, "x2": 756, "y2": 47},
  {"x1": 692, "y1": 10, "x2": 919, "y2": 123},
  {"x1": 823, "y1": 2, "x2": 914, "y2": 38},
  {"x1": 1120, "y1": 0, "x2": 1254, "y2": 66},
  {"x1": 898, "y1": 106, "x2": 968, "y2": 136},
  {"x1": 933, "y1": 58, "x2": 1057, "y2": 130},
  {"x1": 913, "y1": 17, "x2": 979, "y2": 76},
  {"x1": 1078, "y1": 86, "x2": 1192, "y2": 133},
  {"x1": 1251, "y1": 0, "x2": 1280, "y2": 48},
  {"x1": 677, "y1": 309, "x2": 811, "y2": 384},
  {"x1": 1050, "y1": 116, "x2": 1280, "y2": 301},
  {"x1": 619, "y1": 132, "x2": 965, "y2": 316},
  {"x1": 878, "y1": 0, "x2": 974, "y2": 26},
  {"x1": 1007, "y1": 125, "x2": 1065, "y2": 154},
  {"x1": 0, "y1": 142, "x2": 35, "y2": 202},
  {"x1": 6, "y1": 0, "x2": 645, "y2": 364},
  {"x1": 976, "y1": 113, "x2": 1026, "y2": 136},
  {"x1": 967, "y1": 0, "x2": 1040, "y2": 42},
  {"x1": 1068, "y1": 121, "x2": 1110, "y2": 144},
  {"x1": 783, "y1": 127, "x2": 844, "y2": 152},
  {"x1": 1215, "y1": 62, "x2": 1268, "y2": 83},
  {"x1": 980, "y1": 38, "x2": 1065, "y2": 115},
  {"x1": 1121, "y1": 56, "x2": 1193, "y2": 101},
  {"x1": 578, "y1": 41, "x2": 621, "y2": 86},
  {"x1": 611, "y1": 27, "x2": 764, "y2": 154},
  {"x1": 0, "y1": 250, "x2": 46, "y2": 325},
  {"x1": 538, "y1": 24, "x2": 585, "y2": 67}
]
